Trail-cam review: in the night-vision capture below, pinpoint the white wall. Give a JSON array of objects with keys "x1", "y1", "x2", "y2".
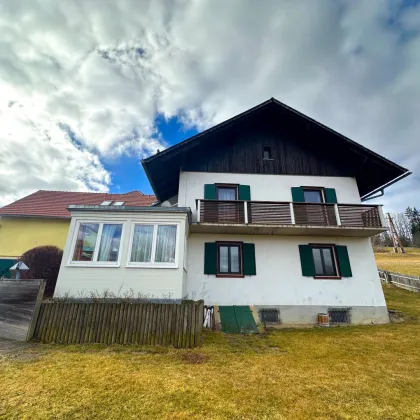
[
  {"x1": 55, "y1": 210, "x2": 189, "y2": 299},
  {"x1": 178, "y1": 171, "x2": 361, "y2": 223},
  {"x1": 186, "y1": 233, "x2": 385, "y2": 307}
]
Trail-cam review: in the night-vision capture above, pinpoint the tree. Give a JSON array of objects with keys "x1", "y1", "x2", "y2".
[
  {"x1": 405, "y1": 207, "x2": 420, "y2": 247},
  {"x1": 20, "y1": 246, "x2": 63, "y2": 297}
]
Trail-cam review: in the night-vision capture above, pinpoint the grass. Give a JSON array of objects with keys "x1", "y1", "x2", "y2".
[
  {"x1": 1, "y1": 286, "x2": 420, "y2": 419},
  {"x1": 375, "y1": 247, "x2": 420, "y2": 276}
]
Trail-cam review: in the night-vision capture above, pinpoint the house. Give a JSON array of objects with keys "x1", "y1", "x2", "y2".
[
  {"x1": 0, "y1": 190, "x2": 156, "y2": 277},
  {"x1": 54, "y1": 98, "x2": 410, "y2": 325}
]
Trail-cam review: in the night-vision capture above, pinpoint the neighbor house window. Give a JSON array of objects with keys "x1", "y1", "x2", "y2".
[
  {"x1": 113, "y1": 201, "x2": 125, "y2": 206},
  {"x1": 217, "y1": 242, "x2": 242, "y2": 276},
  {"x1": 302, "y1": 188, "x2": 325, "y2": 203},
  {"x1": 129, "y1": 224, "x2": 178, "y2": 267},
  {"x1": 100, "y1": 200, "x2": 113, "y2": 206},
  {"x1": 311, "y1": 246, "x2": 338, "y2": 277},
  {"x1": 263, "y1": 147, "x2": 271, "y2": 160},
  {"x1": 71, "y1": 222, "x2": 123, "y2": 264}
]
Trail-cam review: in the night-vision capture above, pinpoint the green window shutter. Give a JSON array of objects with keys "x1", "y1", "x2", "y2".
[
  {"x1": 243, "y1": 243, "x2": 256, "y2": 275},
  {"x1": 336, "y1": 246, "x2": 352, "y2": 277},
  {"x1": 238, "y1": 185, "x2": 251, "y2": 201},
  {"x1": 204, "y1": 242, "x2": 217, "y2": 274},
  {"x1": 204, "y1": 184, "x2": 216, "y2": 200},
  {"x1": 298, "y1": 245, "x2": 315, "y2": 276},
  {"x1": 291, "y1": 187, "x2": 305, "y2": 202},
  {"x1": 325, "y1": 188, "x2": 337, "y2": 203}
]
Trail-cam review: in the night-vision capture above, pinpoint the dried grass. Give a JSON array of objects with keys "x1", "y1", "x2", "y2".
[
  {"x1": 1, "y1": 286, "x2": 420, "y2": 419},
  {"x1": 375, "y1": 247, "x2": 420, "y2": 276}
]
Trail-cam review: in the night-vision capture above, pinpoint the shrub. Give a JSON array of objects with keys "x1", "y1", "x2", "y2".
[{"x1": 20, "y1": 246, "x2": 63, "y2": 297}]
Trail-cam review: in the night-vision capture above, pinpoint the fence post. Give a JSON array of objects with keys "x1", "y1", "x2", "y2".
[
  {"x1": 197, "y1": 200, "x2": 201, "y2": 223},
  {"x1": 26, "y1": 279, "x2": 46, "y2": 341}
]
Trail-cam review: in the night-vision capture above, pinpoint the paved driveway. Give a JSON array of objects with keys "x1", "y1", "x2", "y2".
[{"x1": 0, "y1": 338, "x2": 34, "y2": 357}]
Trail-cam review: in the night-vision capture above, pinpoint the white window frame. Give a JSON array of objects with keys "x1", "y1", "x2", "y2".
[
  {"x1": 126, "y1": 222, "x2": 179, "y2": 268},
  {"x1": 67, "y1": 220, "x2": 125, "y2": 267}
]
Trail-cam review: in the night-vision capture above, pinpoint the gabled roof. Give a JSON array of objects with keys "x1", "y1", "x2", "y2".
[
  {"x1": 0, "y1": 190, "x2": 156, "y2": 219},
  {"x1": 142, "y1": 98, "x2": 409, "y2": 202}
]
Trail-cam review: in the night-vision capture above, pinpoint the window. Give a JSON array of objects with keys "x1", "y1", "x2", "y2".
[
  {"x1": 302, "y1": 188, "x2": 324, "y2": 203},
  {"x1": 113, "y1": 201, "x2": 125, "y2": 206},
  {"x1": 263, "y1": 147, "x2": 272, "y2": 160},
  {"x1": 217, "y1": 242, "x2": 242, "y2": 276},
  {"x1": 71, "y1": 222, "x2": 123, "y2": 264},
  {"x1": 299, "y1": 244, "x2": 352, "y2": 278},
  {"x1": 100, "y1": 200, "x2": 113, "y2": 206},
  {"x1": 311, "y1": 246, "x2": 338, "y2": 277},
  {"x1": 259, "y1": 309, "x2": 280, "y2": 323},
  {"x1": 129, "y1": 224, "x2": 178, "y2": 267},
  {"x1": 216, "y1": 185, "x2": 237, "y2": 201}
]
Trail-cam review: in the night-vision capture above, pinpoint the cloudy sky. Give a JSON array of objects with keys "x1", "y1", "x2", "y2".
[{"x1": 0, "y1": 0, "x2": 419, "y2": 211}]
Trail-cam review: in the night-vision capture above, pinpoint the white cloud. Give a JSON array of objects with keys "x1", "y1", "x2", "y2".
[{"x1": 0, "y1": 0, "x2": 418, "y2": 210}]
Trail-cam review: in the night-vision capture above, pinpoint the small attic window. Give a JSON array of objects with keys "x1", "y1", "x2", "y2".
[
  {"x1": 113, "y1": 201, "x2": 125, "y2": 206},
  {"x1": 100, "y1": 200, "x2": 113, "y2": 206},
  {"x1": 263, "y1": 147, "x2": 272, "y2": 160}
]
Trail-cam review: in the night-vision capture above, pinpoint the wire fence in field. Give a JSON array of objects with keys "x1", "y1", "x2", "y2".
[{"x1": 379, "y1": 270, "x2": 420, "y2": 293}]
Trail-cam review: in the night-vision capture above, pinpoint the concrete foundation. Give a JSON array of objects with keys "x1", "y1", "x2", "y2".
[{"x1": 253, "y1": 305, "x2": 390, "y2": 326}]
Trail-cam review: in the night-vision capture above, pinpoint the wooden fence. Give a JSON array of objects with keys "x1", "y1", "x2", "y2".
[
  {"x1": 32, "y1": 300, "x2": 204, "y2": 348},
  {"x1": 0, "y1": 279, "x2": 45, "y2": 341},
  {"x1": 379, "y1": 270, "x2": 420, "y2": 293}
]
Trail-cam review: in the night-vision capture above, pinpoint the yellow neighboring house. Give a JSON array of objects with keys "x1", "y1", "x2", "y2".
[{"x1": 0, "y1": 190, "x2": 156, "y2": 277}]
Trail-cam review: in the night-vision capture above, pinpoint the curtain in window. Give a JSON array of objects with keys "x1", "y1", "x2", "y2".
[
  {"x1": 217, "y1": 188, "x2": 236, "y2": 201},
  {"x1": 155, "y1": 225, "x2": 177, "y2": 263},
  {"x1": 219, "y1": 246, "x2": 229, "y2": 272},
  {"x1": 98, "y1": 224, "x2": 122, "y2": 262},
  {"x1": 131, "y1": 225, "x2": 154, "y2": 262},
  {"x1": 230, "y1": 247, "x2": 240, "y2": 273},
  {"x1": 72, "y1": 223, "x2": 99, "y2": 261}
]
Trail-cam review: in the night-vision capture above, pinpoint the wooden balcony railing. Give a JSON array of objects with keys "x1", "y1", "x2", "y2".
[{"x1": 196, "y1": 200, "x2": 385, "y2": 229}]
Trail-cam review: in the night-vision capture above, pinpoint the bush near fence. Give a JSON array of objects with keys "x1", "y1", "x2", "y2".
[
  {"x1": 32, "y1": 301, "x2": 204, "y2": 348},
  {"x1": 379, "y1": 270, "x2": 420, "y2": 293}
]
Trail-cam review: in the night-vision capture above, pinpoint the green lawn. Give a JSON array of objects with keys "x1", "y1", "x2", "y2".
[{"x1": 1, "y1": 285, "x2": 420, "y2": 419}]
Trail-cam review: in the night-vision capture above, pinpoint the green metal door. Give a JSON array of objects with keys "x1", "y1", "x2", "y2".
[{"x1": 219, "y1": 305, "x2": 258, "y2": 334}]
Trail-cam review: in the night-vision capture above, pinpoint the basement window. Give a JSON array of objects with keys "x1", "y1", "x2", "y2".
[
  {"x1": 328, "y1": 308, "x2": 351, "y2": 324},
  {"x1": 259, "y1": 309, "x2": 280, "y2": 324}
]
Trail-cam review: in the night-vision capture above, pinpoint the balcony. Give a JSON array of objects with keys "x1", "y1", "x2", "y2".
[{"x1": 191, "y1": 200, "x2": 386, "y2": 237}]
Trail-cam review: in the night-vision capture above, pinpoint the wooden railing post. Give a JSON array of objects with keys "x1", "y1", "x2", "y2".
[
  {"x1": 197, "y1": 199, "x2": 201, "y2": 223},
  {"x1": 334, "y1": 204, "x2": 342, "y2": 226},
  {"x1": 244, "y1": 201, "x2": 248, "y2": 224},
  {"x1": 378, "y1": 205, "x2": 386, "y2": 228},
  {"x1": 289, "y1": 203, "x2": 295, "y2": 225}
]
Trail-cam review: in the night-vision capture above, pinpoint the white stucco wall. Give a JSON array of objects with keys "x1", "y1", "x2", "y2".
[
  {"x1": 186, "y1": 233, "x2": 385, "y2": 307},
  {"x1": 55, "y1": 210, "x2": 189, "y2": 299},
  {"x1": 178, "y1": 171, "x2": 362, "y2": 223}
]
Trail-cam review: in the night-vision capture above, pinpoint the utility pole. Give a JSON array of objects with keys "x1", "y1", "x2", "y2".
[{"x1": 387, "y1": 213, "x2": 406, "y2": 253}]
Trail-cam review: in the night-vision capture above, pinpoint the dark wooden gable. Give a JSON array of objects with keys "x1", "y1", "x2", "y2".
[
  {"x1": 142, "y1": 99, "x2": 408, "y2": 202},
  {"x1": 182, "y1": 110, "x2": 351, "y2": 177}
]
